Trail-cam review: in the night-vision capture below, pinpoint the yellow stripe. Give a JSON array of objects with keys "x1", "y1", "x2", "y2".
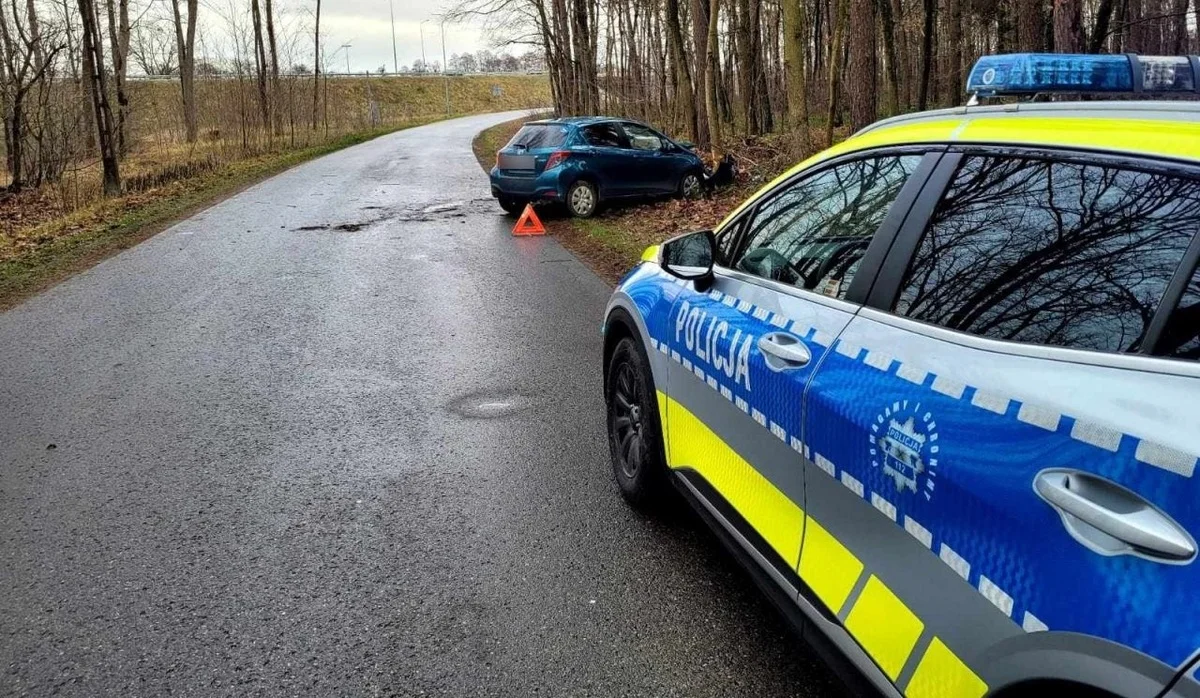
[
  {"x1": 661, "y1": 393, "x2": 803, "y2": 565},
  {"x1": 657, "y1": 393, "x2": 986, "y2": 693},
  {"x1": 640, "y1": 244, "x2": 660, "y2": 263},
  {"x1": 905, "y1": 637, "x2": 988, "y2": 698},
  {"x1": 797, "y1": 518, "x2": 864, "y2": 614},
  {"x1": 844, "y1": 576, "x2": 925, "y2": 681}
]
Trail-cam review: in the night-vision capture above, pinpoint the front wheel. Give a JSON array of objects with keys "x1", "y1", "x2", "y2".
[
  {"x1": 498, "y1": 195, "x2": 526, "y2": 216},
  {"x1": 678, "y1": 171, "x2": 703, "y2": 200},
  {"x1": 606, "y1": 336, "x2": 667, "y2": 509},
  {"x1": 566, "y1": 180, "x2": 598, "y2": 218}
]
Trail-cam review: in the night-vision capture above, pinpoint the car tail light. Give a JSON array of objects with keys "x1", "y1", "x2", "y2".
[
  {"x1": 544, "y1": 151, "x2": 570, "y2": 170},
  {"x1": 495, "y1": 150, "x2": 501, "y2": 169}
]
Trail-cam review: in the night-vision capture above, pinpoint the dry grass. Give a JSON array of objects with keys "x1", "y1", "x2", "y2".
[{"x1": 0, "y1": 74, "x2": 551, "y2": 308}]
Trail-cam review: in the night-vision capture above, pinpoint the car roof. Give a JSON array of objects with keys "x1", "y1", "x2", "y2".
[
  {"x1": 717, "y1": 100, "x2": 1200, "y2": 230},
  {"x1": 847, "y1": 100, "x2": 1200, "y2": 164},
  {"x1": 526, "y1": 116, "x2": 646, "y2": 128}
]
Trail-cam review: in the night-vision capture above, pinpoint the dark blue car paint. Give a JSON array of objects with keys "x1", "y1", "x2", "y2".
[{"x1": 489, "y1": 117, "x2": 705, "y2": 205}]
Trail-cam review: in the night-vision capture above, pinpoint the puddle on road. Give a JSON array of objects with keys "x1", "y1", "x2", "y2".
[{"x1": 447, "y1": 391, "x2": 529, "y2": 419}]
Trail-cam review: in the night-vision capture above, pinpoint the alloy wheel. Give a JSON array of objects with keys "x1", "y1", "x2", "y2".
[{"x1": 610, "y1": 361, "x2": 646, "y2": 480}]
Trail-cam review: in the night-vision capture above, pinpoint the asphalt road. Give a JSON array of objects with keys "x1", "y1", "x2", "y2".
[{"x1": 0, "y1": 111, "x2": 842, "y2": 696}]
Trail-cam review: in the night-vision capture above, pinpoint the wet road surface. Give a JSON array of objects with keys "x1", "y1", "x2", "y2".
[{"x1": 0, "y1": 111, "x2": 843, "y2": 696}]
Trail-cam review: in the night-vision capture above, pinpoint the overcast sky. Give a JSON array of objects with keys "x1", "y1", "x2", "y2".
[{"x1": 198, "y1": 0, "x2": 496, "y2": 73}]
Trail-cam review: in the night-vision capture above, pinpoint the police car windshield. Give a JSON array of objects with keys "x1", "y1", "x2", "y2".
[{"x1": 507, "y1": 124, "x2": 568, "y2": 150}]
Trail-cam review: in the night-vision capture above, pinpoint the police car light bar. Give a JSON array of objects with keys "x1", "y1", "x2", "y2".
[{"x1": 966, "y1": 53, "x2": 1200, "y2": 98}]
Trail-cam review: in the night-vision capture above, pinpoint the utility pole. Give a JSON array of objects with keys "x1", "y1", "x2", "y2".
[
  {"x1": 441, "y1": 16, "x2": 449, "y2": 115},
  {"x1": 420, "y1": 19, "x2": 428, "y2": 72},
  {"x1": 389, "y1": 0, "x2": 398, "y2": 74},
  {"x1": 341, "y1": 42, "x2": 351, "y2": 74}
]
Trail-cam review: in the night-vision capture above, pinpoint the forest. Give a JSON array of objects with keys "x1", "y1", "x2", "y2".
[{"x1": 451, "y1": 0, "x2": 1199, "y2": 152}]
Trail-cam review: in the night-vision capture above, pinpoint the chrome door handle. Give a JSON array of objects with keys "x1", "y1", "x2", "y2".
[
  {"x1": 758, "y1": 332, "x2": 811, "y2": 371},
  {"x1": 1034, "y1": 468, "x2": 1196, "y2": 563}
]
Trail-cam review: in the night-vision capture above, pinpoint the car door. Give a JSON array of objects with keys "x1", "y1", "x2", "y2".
[
  {"x1": 799, "y1": 148, "x2": 1200, "y2": 695},
  {"x1": 660, "y1": 150, "x2": 934, "y2": 598},
  {"x1": 578, "y1": 122, "x2": 636, "y2": 197},
  {"x1": 620, "y1": 123, "x2": 673, "y2": 193}
]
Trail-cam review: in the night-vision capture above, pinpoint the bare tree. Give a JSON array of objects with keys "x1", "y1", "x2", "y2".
[
  {"x1": 78, "y1": 0, "x2": 121, "y2": 194},
  {"x1": 0, "y1": 0, "x2": 62, "y2": 190},
  {"x1": 170, "y1": 0, "x2": 198, "y2": 142},
  {"x1": 312, "y1": 0, "x2": 320, "y2": 130},
  {"x1": 105, "y1": 0, "x2": 131, "y2": 156}
]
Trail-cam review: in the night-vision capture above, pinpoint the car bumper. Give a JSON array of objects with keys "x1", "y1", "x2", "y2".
[{"x1": 490, "y1": 167, "x2": 565, "y2": 201}]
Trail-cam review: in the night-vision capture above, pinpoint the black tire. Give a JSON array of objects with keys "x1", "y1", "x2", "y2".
[
  {"x1": 606, "y1": 335, "x2": 667, "y2": 509},
  {"x1": 678, "y1": 170, "x2": 703, "y2": 200},
  {"x1": 498, "y1": 195, "x2": 526, "y2": 216},
  {"x1": 566, "y1": 180, "x2": 599, "y2": 218}
]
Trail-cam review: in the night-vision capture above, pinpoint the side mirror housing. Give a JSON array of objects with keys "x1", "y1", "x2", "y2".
[{"x1": 662, "y1": 229, "x2": 716, "y2": 290}]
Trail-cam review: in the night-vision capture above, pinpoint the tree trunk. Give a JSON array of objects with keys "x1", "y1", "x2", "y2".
[
  {"x1": 104, "y1": 0, "x2": 131, "y2": 158},
  {"x1": 876, "y1": 0, "x2": 900, "y2": 115},
  {"x1": 783, "y1": 0, "x2": 808, "y2": 135},
  {"x1": 946, "y1": 0, "x2": 962, "y2": 103},
  {"x1": 1169, "y1": 0, "x2": 1190, "y2": 52},
  {"x1": 847, "y1": 0, "x2": 876, "y2": 131},
  {"x1": 78, "y1": 0, "x2": 121, "y2": 195},
  {"x1": 1089, "y1": 0, "x2": 1117, "y2": 50},
  {"x1": 250, "y1": 0, "x2": 270, "y2": 132},
  {"x1": 264, "y1": 0, "x2": 281, "y2": 135},
  {"x1": 689, "y1": 0, "x2": 711, "y2": 146},
  {"x1": 665, "y1": 0, "x2": 698, "y2": 141},
  {"x1": 1016, "y1": 0, "x2": 1045, "y2": 50},
  {"x1": 824, "y1": 0, "x2": 848, "y2": 145},
  {"x1": 312, "y1": 0, "x2": 320, "y2": 130},
  {"x1": 705, "y1": 0, "x2": 722, "y2": 153},
  {"x1": 915, "y1": 0, "x2": 934, "y2": 110},
  {"x1": 171, "y1": 0, "x2": 198, "y2": 142},
  {"x1": 1052, "y1": 0, "x2": 1084, "y2": 51}
]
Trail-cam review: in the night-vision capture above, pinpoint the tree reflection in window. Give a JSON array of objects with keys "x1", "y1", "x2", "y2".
[
  {"x1": 736, "y1": 156, "x2": 921, "y2": 299},
  {"x1": 895, "y1": 156, "x2": 1200, "y2": 353}
]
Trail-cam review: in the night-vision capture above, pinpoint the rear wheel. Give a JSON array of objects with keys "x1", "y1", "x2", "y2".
[
  {"x1": 606, "y1": 336, "x2": 667, "y2": 509},
  {"x1": 566, "y1": 180, "x2": 598, "y2": 218},
  {"x1": 497, "y1": 195, "x2": 526, "y2": 216}
]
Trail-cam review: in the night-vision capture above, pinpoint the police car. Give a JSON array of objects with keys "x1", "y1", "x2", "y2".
[{"x1": 601, "y1": 54, "x2": 1200, "y2": 697}]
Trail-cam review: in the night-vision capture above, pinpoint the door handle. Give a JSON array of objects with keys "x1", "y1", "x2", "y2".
[
  {"x1": 1034, "y1": 468, "x2": 1196, "y2": 563},
  {"x1": 758, "y1": 332, "x2": 811, "y2": 371}
]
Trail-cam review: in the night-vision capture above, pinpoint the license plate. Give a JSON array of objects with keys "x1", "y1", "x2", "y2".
[{"x1": 499, "y1": 154, "x2": 535, "y2": 171}]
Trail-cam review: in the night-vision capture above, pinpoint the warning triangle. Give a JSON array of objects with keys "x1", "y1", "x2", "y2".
[{"x1": 512, "y1": 204, "x2": 546, "y2": 236}]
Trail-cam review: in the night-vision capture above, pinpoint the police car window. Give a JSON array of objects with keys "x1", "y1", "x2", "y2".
[
  {"x1": 734, "y1": 156, "x2": 922, "y2": 300},
  {"x1": 894, "y1": 156, "x2": 1200, "y2": 353},
  {"x1": 1156, "y1": 265, "x2": 1200, "y2": 361},
  {"x1": 623, "y1": 124, "x2": 663, "y2": 151},
  {"x1": 582, "y1": 124, "x2": 626, "y2": 148}
]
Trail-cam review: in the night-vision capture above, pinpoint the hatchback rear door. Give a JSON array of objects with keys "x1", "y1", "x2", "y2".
[{"x1": 799, "y1": 147, "x2": 1200, "y2": 695}]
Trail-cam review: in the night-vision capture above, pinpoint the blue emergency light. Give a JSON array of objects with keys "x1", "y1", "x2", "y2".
[{"x1": 966, "y1": 53, "x2": 1200, "y2": 98}]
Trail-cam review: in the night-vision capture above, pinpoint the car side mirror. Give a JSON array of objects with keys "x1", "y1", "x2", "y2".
[{"x1": 662, "y1": 229, "x2": 716, "y2": 290}]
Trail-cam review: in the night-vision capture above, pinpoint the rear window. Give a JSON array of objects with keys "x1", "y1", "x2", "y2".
[
  {"x1": 893, "y1": 155, "x2": 1200, "y2": 354},
  {"x1": 506, "y1": 124, "x2": 569, "y2": 149}
]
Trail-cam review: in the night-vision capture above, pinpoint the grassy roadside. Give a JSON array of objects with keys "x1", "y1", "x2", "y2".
[
  {"x1": 471, "y1": 115, "x2": 815, "y2": 286},
  {"x1": 0, "y1": 118, "x2": 446, "y2": 310}
]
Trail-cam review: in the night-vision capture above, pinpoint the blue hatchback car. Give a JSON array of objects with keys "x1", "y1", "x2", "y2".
[{"x1": 489, "y1": 117, "x2": 706, "y2": 218}]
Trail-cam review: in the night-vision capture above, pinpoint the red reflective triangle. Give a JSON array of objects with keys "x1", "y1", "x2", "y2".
[{"x1": 512, "y1": 204, "x2": 546, "y2": 236}]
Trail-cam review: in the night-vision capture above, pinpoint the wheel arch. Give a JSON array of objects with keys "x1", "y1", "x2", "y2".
[{"x1": 978, "y1": 631, "x2": 1179, "y2": 698}]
